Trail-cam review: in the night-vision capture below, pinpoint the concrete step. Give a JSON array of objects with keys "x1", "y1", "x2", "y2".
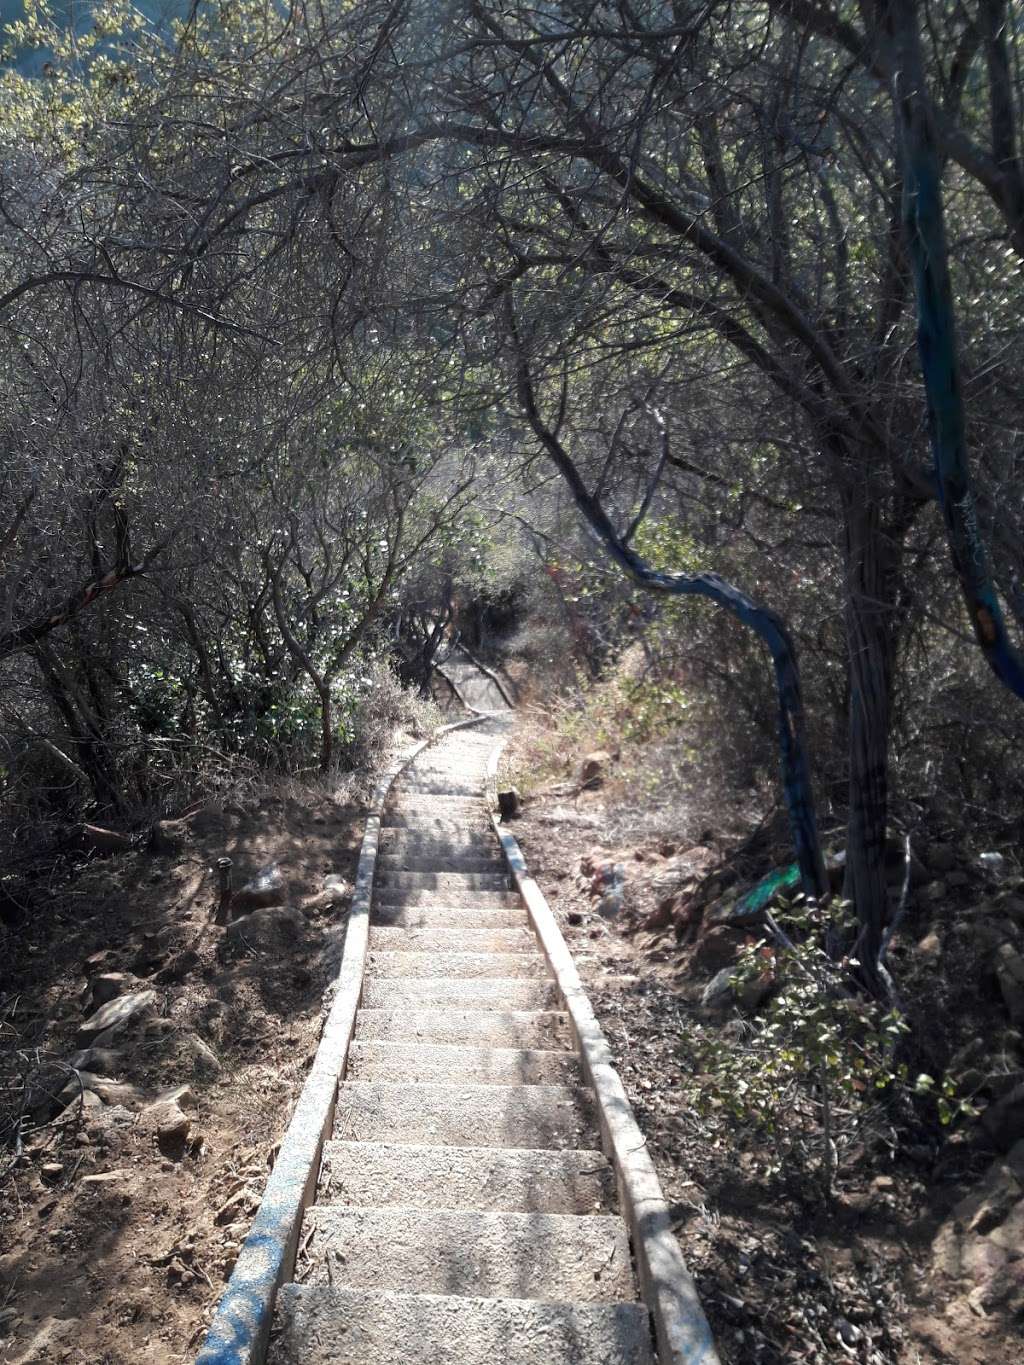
[
  {"x1": 361, "y1": 976, "x2": 559, "y2": 1011},
  {"x1": 369, "y1": 925, "x2": 536, "y2": 953},
  {"x1": 271, "y1": 1286, "x2": 654, "y2": 1365},
  {"x1": 382, "y1": 815, "x2": 494, "y2": 833},
  {"x1": 355, "y1": 1008, "x2": 571, "y2": 1049},
  {"x1": 366, "y1": 950, "x2": 549, "y2": 980},
  {"x1": 348, "y1": 1041, "x2": 580, "y2": 1086},
  {"x1": 300, "y1": 1206, "x2": 635, "y2": 1303},
  {"x1": 376, "y1": 870, "x2": 512, "y2": 893},
  {"x1": 380, "y1": 831, "x2": 498, "y2": 853},
  {"x1": 333, "y1": 1081, "x2": 594, "y2": 1148},
  {"x1": 374, "y1": 888, "x2": 521, "y2": 909},
  {"x1": 377, "y1": 853, "x2": 507, "y2": 874},
  {"x1": 390, "y1": 795, "x2": 484, "y2": 813},
  {"x1": 319, "y1": 1140, "x2": 614, "y2": 1212},
  {"x1": 398, "y1": 783, "x2": 482, "y2": 796},
  {"x1": 371, "y1": 904, "x2": 526, "y2": 930}
]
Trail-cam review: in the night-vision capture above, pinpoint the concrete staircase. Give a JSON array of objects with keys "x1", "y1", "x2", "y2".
[{"x1": 269, "y1": 721, "x2": 655, "y2": 1365}]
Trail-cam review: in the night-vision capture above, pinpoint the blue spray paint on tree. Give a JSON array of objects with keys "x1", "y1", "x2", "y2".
[
  {"x1": 892, "y1": 0, "x2": 1024, "y2": 699},
  {"x1": 506, "y1": 296, "x2": 829, "y2": 903}
]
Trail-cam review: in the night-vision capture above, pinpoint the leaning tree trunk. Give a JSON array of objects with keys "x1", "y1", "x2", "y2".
[
  {"x1": 890, "y1": 0, "x2": 1024, "y2": 698},
  {"x1": 840, "y1": 478, "x2": 898, "y2": 985}
]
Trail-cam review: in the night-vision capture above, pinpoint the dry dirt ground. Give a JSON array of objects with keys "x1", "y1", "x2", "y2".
[
  {"x1": 505, "y1": 756, "x2": 1024, "y2": 1365},
  {"x1": 0, "y1": 774, "x2": 375, "y2": 1364}
]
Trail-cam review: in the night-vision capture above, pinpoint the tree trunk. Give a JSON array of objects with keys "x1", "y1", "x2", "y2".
[{"x1": 840, "y1": 478, "x2": 898, "y2": 985}]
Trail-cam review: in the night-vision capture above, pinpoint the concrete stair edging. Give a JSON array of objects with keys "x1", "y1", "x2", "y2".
[
  {"x1": 194, "y1": 714, "x2": 489, "y2": 1365},
  {"x1": 484, "y1": 739, "x2": 722, "y2": 1365}
]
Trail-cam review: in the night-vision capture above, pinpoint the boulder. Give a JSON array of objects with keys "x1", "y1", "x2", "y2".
[
  {"x1": 231, "y1": 863, "x2": 287, "y2": 915},
  {"x1": 580, "y1": 751, "x2": 612, "y2": 788},
  {"x1": 78, "y1": 989, "x2": 158, "y2": 1044}
]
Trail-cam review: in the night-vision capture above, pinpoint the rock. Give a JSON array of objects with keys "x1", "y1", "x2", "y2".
[
  {"x1": 77, "y1": 824, "x2": 135, "y2": 856},
  {"x1": 83, "y1": 949, "x2": 114, "y2": 976},
  {"x1": 982, "y1": 1081, "x2": 1024, "y2": 1150},
  {"x1": 701, "y1": 966, "x2": 737, "y2": 1009},
  {"x1": 59, "y1": 1074, "x2": 144, "y2": 1109},
  {"x1": 78, "y1": 989, "x2": 158, "y2": 1044},
  {"x1": 692, "y1": 926, "x2": 745, "y2": 975},
  {"x1": 701, "y1": 959, "x2": 773, "y2": 1011},
  {"x1": 497, "y1": 788, "x2": 521, "y2": 819},
  {"x1": 56, "y1": 1089, "x2": 103, "y2": 1122},
  {"x1": 185, "y1": 1034, "x2": 221, "y2": 1077},
  {"x1": 231, "y1": 863, "x2": 287, "y2": 915},
  {"x1": 65, "y1": 1048, "x2": 123, "y2": 1077},
  {"x1": 79, "y1": 1169, "x2": 129, "y2": 1186},
  {"x1": 90, "y1": 972, "x2": 134, "y2": 1007},
  {"x1": 995, "y1": 945, "x2": 1024, "y2": 1025},
  {"x1": 142, "y1": 1098, "x2": 192, "y2": 1158},
  {"x1": 917, "y1": 931, "x2": 942, "y2": 960},
  {"x1": 580, "y1": 751, "x2": 612, "y2": 788},
  {"x1": 979, "y1": 852, "x2": 1007, "y2": 881},
  {"x1": 40, "y1": 1163, "x2": 63, "y2": 1183},
  {"x1": 642, "y1": 896, "x2": 677, "y2": 932},
  {"x1": 148, "y1": 819, "x2": 188, "y2": 856},
  {"x1": 224, "y1": 905, "x2": 303, "y2": 948}
]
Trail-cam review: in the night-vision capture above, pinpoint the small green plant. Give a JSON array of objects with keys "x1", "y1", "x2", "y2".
[{"x1": 686, "y1": 900, "x2": 974, "y2": 1201}]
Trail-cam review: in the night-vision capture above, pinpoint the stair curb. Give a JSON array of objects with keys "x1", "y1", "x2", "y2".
[
  {"x1": 485, "y1": 740, "x2": 721, "y2": 1365},
  {"x1": 195, "y1": 714, "x2": 488, "y2": 1365}
]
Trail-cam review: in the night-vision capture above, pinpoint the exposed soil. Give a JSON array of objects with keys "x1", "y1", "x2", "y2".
[
  {"x1": 505, "y1": 753, "x2": 1024, "y2": 1365},
  {"x1": 0, "y1": 775, "x2": 374, "y2": 1364}
]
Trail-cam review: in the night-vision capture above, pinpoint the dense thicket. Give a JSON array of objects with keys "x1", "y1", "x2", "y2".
[{"x1": 1, "y1": 1, "x2": 1022, "y2": 984}]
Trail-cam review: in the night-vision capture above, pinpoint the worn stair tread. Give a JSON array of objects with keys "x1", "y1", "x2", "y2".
[
  {"x1": 366, "y1": 949, "x2": 549, "y2": 980},
  {"x1": 320, "y1": 1140, "x2": 615, "y2": 1212},
  {"x1": 374, "y1": 888, "x2": 522, "y2": 908},
  {"x1": 270, "y1": 1286, "x2": 654, "y2": 1365},
  {"x1": 300, "y1": 1206, "x2": 635, "y2": 1302},
  {"x1": 348, "y1": 1040, "x2": 580, "y2": 1086},
  {"x1": 369, "y1": 925, "x2": 536, "y2": 953},
  {"x1": 354, "y1": 1007, "x2": 571, "y2": 1049},
  {"x1": 361, "y1": 976, "x2": 559, "y2": 1010},
  {"x1": 333, "y1": 1080, "x2": 595, "y2": 1148},
  {"x1": 371, "y1": 904, "x2": 527, "y2": 930},
  {"x1": 380, "y1": 831, "x2": 499, "y2": 852},
  {"x1": 382, "y1": 814, "x2": 494, "y2": 830},
  {"x1": 376, "y1": 870, "x2": 512, "y2": 891},
  {"x1": 377, "y1": 853, "x2": 508, "y2": 874}
]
